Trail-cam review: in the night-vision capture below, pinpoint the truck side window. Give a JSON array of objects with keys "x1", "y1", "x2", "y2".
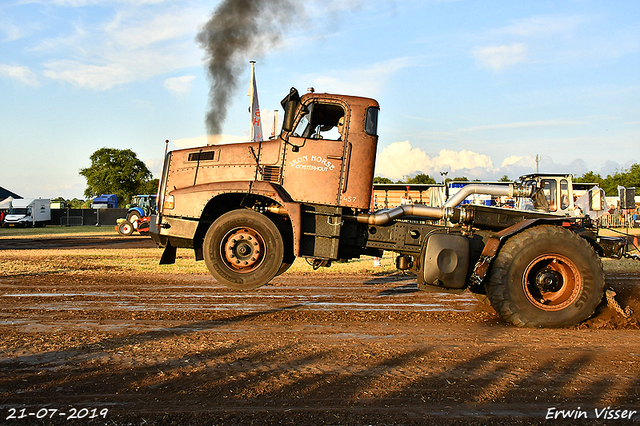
[
  {"x1": 292, "y1": 103, "x2": 345, "y2": 141},
  {"x1": 560, "y1": 179, "x2": 570, "y2": 210},
  {"x1": 365, "y1": 107, "x2": 379, "y2": 136},
  {"x1": 542, "y1": 179, "x2": 557, "y2": 212}
]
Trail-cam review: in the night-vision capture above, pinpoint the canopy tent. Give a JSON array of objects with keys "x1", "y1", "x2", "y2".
[{"x1": 0, "y1": 196, "x2": 14, "y2": 210}]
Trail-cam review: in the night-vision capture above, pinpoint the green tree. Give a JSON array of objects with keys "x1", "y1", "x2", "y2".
[
  {"x1": 499, "y1": 175, "x2": 511, "y2": 182},
  {"x1": 68, "y1": 198, "x2": 86, "y2": 209},
  {"x1": 575, "y1": 164, "x2": 639, "y2": 196},
  {"x1": 80, "y1": 148, "x2": 153, "y2": 207},
  {"x1": 575, "y1": 171, "x2": 604, "y2": 185},
  {"x1": 406, "y1": 173, "x2": 437, "y2": 184},
  {"x1": 373, "y1": 176, "x2": 393, "y2": 184},
  {"x1": 139, "y1": 179, "x2": 160, "y2": 195}
]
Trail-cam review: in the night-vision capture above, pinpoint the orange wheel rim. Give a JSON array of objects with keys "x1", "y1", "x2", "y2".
[
  {"x1": 522, "y1": 254, "x2": 582, "y2": 311},
  {"x1": 220, "y1": 227, "x2": 265, "y2": 273}
]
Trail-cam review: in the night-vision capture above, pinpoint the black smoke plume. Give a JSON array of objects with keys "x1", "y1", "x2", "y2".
[{"x1": 196, "y1": 0, "x2": 297, "y2": 143}]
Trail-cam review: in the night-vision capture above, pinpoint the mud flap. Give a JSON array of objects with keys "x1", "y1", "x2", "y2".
[{"x1": 159, "y1": 243, "x2": 177, "y2": 265}]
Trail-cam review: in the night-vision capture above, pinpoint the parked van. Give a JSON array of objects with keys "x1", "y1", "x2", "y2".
[{"x1": 3, "y1": 198, "x2": 51, "y2": 227}]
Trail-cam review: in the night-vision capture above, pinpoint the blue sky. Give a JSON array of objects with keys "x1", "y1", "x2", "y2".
[{"x1": 1, "y1": 0, "x2": 639, "y2": 200}]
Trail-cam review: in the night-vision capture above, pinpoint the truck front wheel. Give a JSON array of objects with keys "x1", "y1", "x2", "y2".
[
  {"x1": 486, "y1": 225, "x2": 604, "y2": 328},
  {"x1": 204, "y1": 210, "x2": 284, "y2": 290}
]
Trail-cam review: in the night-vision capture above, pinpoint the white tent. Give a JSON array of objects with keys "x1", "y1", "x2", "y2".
[{"x1": 0, "y1": 196, "x2": 15, "y2": 210}]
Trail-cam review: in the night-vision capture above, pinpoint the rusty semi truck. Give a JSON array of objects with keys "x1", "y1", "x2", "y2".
[{"x1": 149, "y1": 87, "x2": 629, "y2": 328}]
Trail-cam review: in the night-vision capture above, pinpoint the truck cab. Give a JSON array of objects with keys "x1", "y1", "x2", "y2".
[
  {"x1": 151, "y1": 88, "x2": 379, "y2": 260},
  {"x1": 516, "y1": 173, "x2": 576, "y2": 215}
]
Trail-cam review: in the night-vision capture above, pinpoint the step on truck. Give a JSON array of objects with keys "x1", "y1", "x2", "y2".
[{"x1": 150, "y1": 87, "x2": 635, "y2": 328}]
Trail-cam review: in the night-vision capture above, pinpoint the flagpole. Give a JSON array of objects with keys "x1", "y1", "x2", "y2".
[
  {"x1": 272, "y1": 110, "x2": 278, "y2": 139},
  {"x1": 249, "y1": 61, "x2": 256, "y2": 142}
]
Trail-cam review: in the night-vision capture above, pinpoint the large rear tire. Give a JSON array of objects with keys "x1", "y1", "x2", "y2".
[
  {"x1": 486, "y1": 225, "x2": 604, "y2": 328},
  {"x1": 203, "y1": 210, "x2": 284, "y2": 290},
  {"x1": 127, "y1": 211, "x2": 141, "y2": 230}
]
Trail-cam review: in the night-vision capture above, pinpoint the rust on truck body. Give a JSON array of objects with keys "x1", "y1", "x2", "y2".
[{"x1": 150, "y1": 86, "x2": 631, "y2": 328}]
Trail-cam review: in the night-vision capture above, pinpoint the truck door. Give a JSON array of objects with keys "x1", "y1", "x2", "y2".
[{"x1": 282, "y1": 101, "x2": 348, "y2": 206}]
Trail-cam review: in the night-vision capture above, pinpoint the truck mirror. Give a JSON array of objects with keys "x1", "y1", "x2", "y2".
[
  {"x1": 280, "y1": 87, "x2": 300, "y2": 133},
  {"x1": 282, "y1": 100, "x2": 297, "y2": 132}
]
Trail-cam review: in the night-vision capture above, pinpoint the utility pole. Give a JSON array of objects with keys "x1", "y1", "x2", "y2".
[{"x1": 535, "y1": 154, "x2": 540, "y2": 173}]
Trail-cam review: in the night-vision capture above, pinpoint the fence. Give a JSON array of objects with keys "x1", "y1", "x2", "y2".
[
  {"x1": 50, "y1": 208, "x2": 128, "y2": 227},
  {"x1": 60, "y1": 216, "x2": 83, "y2": 226},
  {"x1": 598, "y1": 213, "x2": 638, "y2": 228}
]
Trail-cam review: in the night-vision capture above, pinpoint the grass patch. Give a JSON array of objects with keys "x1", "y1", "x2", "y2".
[{"x1": 0, "y1": 225, "x2": 116, "y2": 238}]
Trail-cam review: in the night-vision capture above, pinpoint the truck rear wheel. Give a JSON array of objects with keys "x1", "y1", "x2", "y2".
[
  {"x1": 486, "y1": 225, "x2": 604, "y2": 328},
  {"x1": 204, "y1": 210, "x2": 284, "y2": 290}
]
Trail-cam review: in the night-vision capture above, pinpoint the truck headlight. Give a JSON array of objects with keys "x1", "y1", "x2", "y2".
[{"x1": 163, "y1": 195, "x2": 175, "y2": 210}]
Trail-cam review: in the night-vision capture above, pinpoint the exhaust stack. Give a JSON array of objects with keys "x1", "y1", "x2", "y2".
[{"x1": 357, "y1": 183, "x2": 535, "y2": 226}]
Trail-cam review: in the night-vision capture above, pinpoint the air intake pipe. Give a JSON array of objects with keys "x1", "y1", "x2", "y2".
[{"x1": 356, "y1": 182, "x2": 535, "y2": 226}]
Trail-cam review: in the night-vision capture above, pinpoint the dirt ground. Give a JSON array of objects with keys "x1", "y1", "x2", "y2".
[{"x1": 1, "y1": 236, "x2": 639, "y2": 425}]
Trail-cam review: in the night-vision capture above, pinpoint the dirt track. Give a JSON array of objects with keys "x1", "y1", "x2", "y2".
[{"x1": 1, "y1": 236, "x2": 639, "y2": 425}]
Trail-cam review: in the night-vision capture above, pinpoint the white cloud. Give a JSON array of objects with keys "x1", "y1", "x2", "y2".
[
  {"x1": 20, "y1": 0, "x2": 173, "y2": 5},
  {"x1": 375, "y1": 141, "x2": 430, "y2": 179},
  {"x1": 303, "y1": 56, "x2": 421, "y2": 96},
  {"x1": 164, "y1": 75, "x2": 195, "y2": 96},
  {"x1": 473, "y1": 43, "x2": 527, "y2": 71},
  {"x1": 106, "y1": 7, "x2": 204, "y2": 49},
  {"x1": 43, "y1": 39, "x2": 200, "y2": 89},
  {"x1": 0, "y1": 64, "x2": 39, "y2": 86},
  {"x1": 37, "y1": 5, "x2": 206, "y2": 89},
  {"x1": 0, "y1": 22, "x2": 31, "y2": 41},
  {"x1": 501, "y1": 155, "x2": 524, "y2": 168},
  {"x1": 496, "y1": 14, "x2": 592, "y2": 38},
  {"x1": 432, "y1": 149, "x2": 493, "y2": 171},
  {"x1": 43, "y1": 60, "x2": 130, "y2": 90},
  {"x1": 375, "y1": 141, "x2": 493, "y2": 180}
]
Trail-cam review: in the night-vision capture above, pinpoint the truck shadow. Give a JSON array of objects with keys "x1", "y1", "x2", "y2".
[{"x1": 2, "y1": 305, "x2": 639, "y2": 424}]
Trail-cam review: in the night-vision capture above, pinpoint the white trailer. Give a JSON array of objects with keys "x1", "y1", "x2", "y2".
[{"x1": 3, "y1": 198, "x2": 51, "y2": 227}]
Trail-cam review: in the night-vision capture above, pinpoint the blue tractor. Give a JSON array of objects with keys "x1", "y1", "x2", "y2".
[
  {"x1": 117, "y1": 195, "x2": 157, "y2": 236},
  {"x1": 126, "y1": 195, "x2": 157, "y2": 225}
]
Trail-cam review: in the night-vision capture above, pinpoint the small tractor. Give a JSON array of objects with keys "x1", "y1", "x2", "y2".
[{"x1": 116, "y1": 195, "x2": 157, "y2": 237}]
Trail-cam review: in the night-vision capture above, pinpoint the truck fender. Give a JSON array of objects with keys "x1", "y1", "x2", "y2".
[
  {"x1": 470, "y1": 218, "x2": 556, "y2": 286},
  {"x1": 171, "y1": 180, "x2": 303, "y2": 258}
]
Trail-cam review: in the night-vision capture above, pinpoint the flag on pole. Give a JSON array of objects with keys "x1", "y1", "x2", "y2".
[
  {"x1": 248, "y1": 61, "x2": 263, "y2": 142},
  {"x1": 271, "y1": 110, "x2": 278, "y2": 139}
]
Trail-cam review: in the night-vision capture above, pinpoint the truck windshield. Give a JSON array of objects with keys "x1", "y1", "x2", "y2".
[{"x1": 8, "y1": 208, "x2": 28, "y2": 215}]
